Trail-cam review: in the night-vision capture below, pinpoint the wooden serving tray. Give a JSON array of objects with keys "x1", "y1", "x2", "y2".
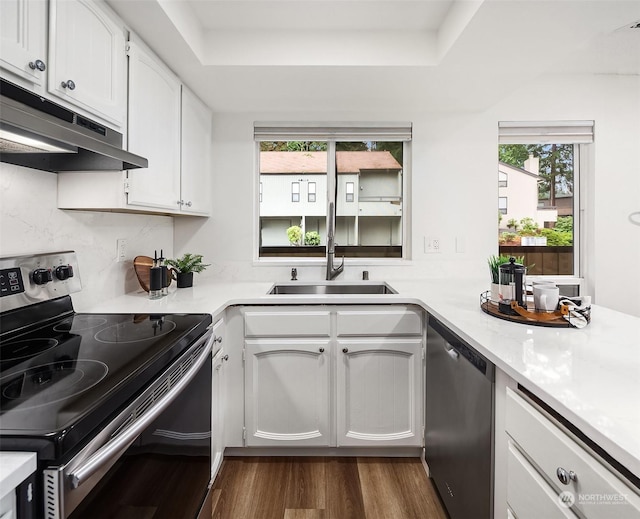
[{"x1": 480, "y1": 291, "x2": 572, "y2": 328}]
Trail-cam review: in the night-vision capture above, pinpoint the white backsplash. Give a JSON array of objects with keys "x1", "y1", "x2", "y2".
[{"x1": 0, "y1": 163, "x2": 174, "y2": 311}]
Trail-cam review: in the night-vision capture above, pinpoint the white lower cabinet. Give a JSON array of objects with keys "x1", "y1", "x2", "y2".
[
  {"x1": 241, "y1": 305, "x2": 425, "y2": 449},
  {"x1": 507, "y1": 440, "x2": 578, "y2": 519},
  {"x1": 336, "y1": 338, "x2": 423, "y2": 447},
  {"x1": 505, "y1": 388, "x2": 640, "y2": 519},
  {"x1": 244, "y1": 339, "x2": 331, "y2": 447}
]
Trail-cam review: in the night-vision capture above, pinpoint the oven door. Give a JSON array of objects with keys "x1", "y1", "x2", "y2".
[{"x1": 43, "y1": 330, "x2": 213, "y2": 519}]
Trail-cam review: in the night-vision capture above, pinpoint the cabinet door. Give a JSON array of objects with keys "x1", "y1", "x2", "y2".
[
  {"x1": 507, "y1": 441, "x2": 578, "y2": 519},
  {"x1": 245, "y1": 339, "x2": 331, "y2": 447},
  {"x1": 48, "y1": 0, "x2": 126, "y2": 126},
  {"x1": 180, "y1": 86, "x2": 212, "y2": 215},
  {"x1": 212, "y1": 347, "x2": 226, "y2": 479},
  {"x1": 126, "y1": 39, "x2": 181, "y2": 211},
  {"x1": 0, "y1": 0, "x2": 47, "y2": 86},
  {"x1": 336, "y1": 338, "x2": 423, "y2": 446}
]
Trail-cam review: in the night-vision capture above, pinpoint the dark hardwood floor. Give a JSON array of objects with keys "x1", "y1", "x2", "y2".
[{"x1": 210, "y1": 457, "x2": 448, "y2": 519}]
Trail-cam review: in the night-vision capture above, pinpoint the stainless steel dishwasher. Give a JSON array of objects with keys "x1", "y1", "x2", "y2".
[{"x1": 425, "y1": 314, "x2": 494, "y2": 519}]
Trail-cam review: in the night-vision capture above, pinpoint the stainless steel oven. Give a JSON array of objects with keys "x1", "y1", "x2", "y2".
[{"x1": 0, "y1": 251, "x2": 214, "y2": 519}]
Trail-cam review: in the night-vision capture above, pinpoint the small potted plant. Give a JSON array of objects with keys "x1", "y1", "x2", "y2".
[
  {"x1": 166, "y1": 253, "x2": 210, "y2": 288},
  {"x1": 287, "y1": 225, "x2": 302, "y2": 246}
]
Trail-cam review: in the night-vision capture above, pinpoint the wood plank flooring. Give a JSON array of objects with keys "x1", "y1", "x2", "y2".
[{"x1": 211, "y1": 457, "x2": 447, "y2": 519}]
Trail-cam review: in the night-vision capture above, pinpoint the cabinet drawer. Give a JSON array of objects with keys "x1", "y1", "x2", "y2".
[
  {"x1": 244, "y1": 310, "x2": 330, "y2": 337},
  {"x1": 507, "y1": 440, "x2": 578, "y2": 519},
  {"x1": 336, "y1": 307, "x2": 422, "y2": 336},
  {"x1": 506, "y1": 389, "x2": 640, "y2": 518}
]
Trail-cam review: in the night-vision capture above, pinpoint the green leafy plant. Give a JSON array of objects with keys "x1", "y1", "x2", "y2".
[
  {"x1": 165, "y1": 253, "x2": 210, "y2": 274},
  {"x1": 499, "y1": 232, "x2": 518, "y2": 244},
  {"x1": 304, "y1": 231, "x2": 321, "y2": 246},
  {"x1": 540, "y1": 228, "x2": 573, "y2": 246},
  {"x1": 519, "y1": 217, "x2": 540, "y2": 236},
  {"x1": 506, "y1": 218, "x2": 519, "y2": 231},
  {"x1": 287, "y1": 225, "x2": 302, "y2": 245}
]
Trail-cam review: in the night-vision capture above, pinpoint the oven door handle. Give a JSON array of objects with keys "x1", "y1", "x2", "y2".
[{"x1": 69, "y1": 332, "x2": 213, "y2": 489}]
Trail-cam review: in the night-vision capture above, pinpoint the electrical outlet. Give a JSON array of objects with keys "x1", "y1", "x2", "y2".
[
  {"x1": 116, "y1": 239, "x2": 127, "y2": 262},
  {"x1": 425, "y1": 237, "x2": 441, "y2": 253}
]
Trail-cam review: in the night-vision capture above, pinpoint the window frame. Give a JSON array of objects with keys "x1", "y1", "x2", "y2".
[
  {"x1": 253, "y1": 122, "x2": 412, "y2": 265},
  {"x1": 291, "y1": 182, "x2": 300, "y2": 203},
  {"x1": 345, "y1": 182, "x2": 355, "y2": 203},
  {"x1": 498, "y1": 196, "x2": 508, "y2": 215},
  {"x1": 498, "y1": 120, "x2": 593, "y2": 286},
  {"x1": 308, "y1": 181, "x2": 316, "y2": 203}
]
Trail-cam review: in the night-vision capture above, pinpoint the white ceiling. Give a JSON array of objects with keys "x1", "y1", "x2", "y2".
[{"x1": 106, "y1": 0, "x2": 640, "y2": 113}]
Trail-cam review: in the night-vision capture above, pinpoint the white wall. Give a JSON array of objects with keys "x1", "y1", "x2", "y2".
[
  {"x1": 1, "y1": 73, "x2": 636, "y2": 317},
  {"x1": 175, "y1": 71, "x2": 640, "y2": 317},
  {"x1": 0, "y1": 163, "x2": 174, "y2": 311}
]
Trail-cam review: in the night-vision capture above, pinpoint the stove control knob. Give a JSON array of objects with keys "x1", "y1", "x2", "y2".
[
  {"x1": 32, "y1": 268, "x2": 53, "y2": 285},
  {"x1": 55, "y1": 265, "x2": 74, "y2": 281}
]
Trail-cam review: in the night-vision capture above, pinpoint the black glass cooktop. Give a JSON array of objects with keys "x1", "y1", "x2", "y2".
[{"x1": 0, "y1": 299, "x2": 211, "y2": 459}]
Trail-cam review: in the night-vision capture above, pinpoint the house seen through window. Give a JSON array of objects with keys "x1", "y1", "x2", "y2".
[{"x1": 256, "y1": 126, "x2": 409, "y2": 259}]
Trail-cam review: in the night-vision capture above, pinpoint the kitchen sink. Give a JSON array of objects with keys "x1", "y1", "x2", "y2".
[{"x1": 267, "y1": 281, "x2": 397, "y2": 295}]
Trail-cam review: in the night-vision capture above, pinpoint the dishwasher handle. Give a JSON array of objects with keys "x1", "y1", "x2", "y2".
[{"x1": 444, "y1": 343, "x2": 459, "y2": 360}]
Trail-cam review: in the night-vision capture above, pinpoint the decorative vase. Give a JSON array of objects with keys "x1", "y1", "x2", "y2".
[{"x1": 176, "y1": 272, "x2": 194, "y2": 288}]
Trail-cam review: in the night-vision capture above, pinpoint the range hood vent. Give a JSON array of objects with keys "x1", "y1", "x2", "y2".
[{"x1": 0, "y1": 79, "x2": 148, "y2": 172}]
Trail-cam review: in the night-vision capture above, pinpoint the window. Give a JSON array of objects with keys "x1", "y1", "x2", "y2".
[
  {"x1": 498, "y1": 121, "x2": 593, "y2": 277},
  {"x1": 345, "y1": 182, "x2": 355, "y2": 202},
  {"x1": 255, "y1": 123, "x2": 411, "y2": 258}
]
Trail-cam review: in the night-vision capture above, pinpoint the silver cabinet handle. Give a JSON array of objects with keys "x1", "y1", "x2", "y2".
[
  {"x1": 185, "y1": 201, "x2": 192, "y2": 207},
  {"x1": 222, "y1": 354, "x2": 229, "y2": 361},
  {"x1": 556, "y1": 467, "x2": 577, "y2": 485},
  {"x1": 29, "y1": 59, "x2": 46, "y2": 71},
  {"x1": 177, "y1": 200, "x2": 183, "y2": 205},
  {"x1": 319, "y1": 347, "x2": 325, "y2": 353},
  {"x1": 69, "y1": 335, "x2": 213, "y2": 489},
  {"x1": 214, "y1": 335, "x2": 222, "y2": 343},
  {"x1": 61, "y1": 80, "x2": 76, "y2": 90},
  {"x1": 342, "y1": 347, "x2": 348, "y2": 353}
]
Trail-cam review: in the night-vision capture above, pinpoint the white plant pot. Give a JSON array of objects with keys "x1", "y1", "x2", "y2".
[{"x1": 490, "y1": 283, "x2": 501, "y2": 303}]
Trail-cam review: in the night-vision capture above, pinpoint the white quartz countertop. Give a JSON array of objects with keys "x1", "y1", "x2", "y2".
[
  {"x1": 0, "y1": 452, "x2": 36, "y2": 499},
  {"x1": 84, "y1": 277, "x2": 640, "y2": 480}
]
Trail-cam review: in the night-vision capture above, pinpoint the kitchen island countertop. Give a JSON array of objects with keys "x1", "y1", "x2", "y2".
[{"x1": 83, "y1": 277, "x2": 640, "y2": 481}]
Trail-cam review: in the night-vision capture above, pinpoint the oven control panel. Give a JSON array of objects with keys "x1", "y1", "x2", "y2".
[
  {"x1": 0, "y1": 267, "x2": 25, "y2": 297},
  {"x1": 0, "y1": 251, "x2": 82, "y2": 312}
]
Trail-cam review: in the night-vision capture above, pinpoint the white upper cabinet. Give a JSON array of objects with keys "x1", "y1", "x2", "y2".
[
  {"x1": 0, "y1": 0, "x2": 48, "y2": 87},
  {"x1": 126, "y1": 38, "x2": 182, "y2": 211},
  {"x1": 181, "y1": 86, "x2": 212, "y2": 215},
  {"x1": 47, "y1": 0, "x2": 126, "y2": 126}
]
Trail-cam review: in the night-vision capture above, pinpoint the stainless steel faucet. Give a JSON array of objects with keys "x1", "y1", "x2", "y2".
[{"x1": 326, "y1": 202, "x2": 344, "y2": 280}]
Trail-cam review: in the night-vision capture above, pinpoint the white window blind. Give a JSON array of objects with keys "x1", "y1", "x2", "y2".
[
  {"x1": 498, "y1": 121, "x2": 594, "y2": 144},
  {"x1": 254, "y1": 122, "x2": 412, "y2": 142}
]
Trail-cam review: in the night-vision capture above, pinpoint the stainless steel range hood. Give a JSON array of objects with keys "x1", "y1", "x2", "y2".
[{"x1": 0, "y1": 79, "x2": 148, "y2": 172}]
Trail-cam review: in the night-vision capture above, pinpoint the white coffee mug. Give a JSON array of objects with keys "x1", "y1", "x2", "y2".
[{"x1": 533, "y1": 284, "x2": 560, "y2": 312}]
